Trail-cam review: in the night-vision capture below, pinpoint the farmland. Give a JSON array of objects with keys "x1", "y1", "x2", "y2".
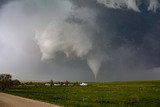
[{"x1": 4, "y1": 81, "x2": 160, "y2": 107}]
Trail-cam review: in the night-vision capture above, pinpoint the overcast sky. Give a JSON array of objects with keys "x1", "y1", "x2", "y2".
[{"x1": 0, "y1": 0, "x2": 160, "y2": 81}]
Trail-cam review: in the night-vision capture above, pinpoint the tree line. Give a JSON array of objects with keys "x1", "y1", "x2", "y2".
[{"x1": 0, "y1": 74, "x2": 20, "y2": 91}]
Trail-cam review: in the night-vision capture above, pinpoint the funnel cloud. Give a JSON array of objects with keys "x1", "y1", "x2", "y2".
[{"x1": 0, "y1": 0, "x2": 160, "y2": 81}]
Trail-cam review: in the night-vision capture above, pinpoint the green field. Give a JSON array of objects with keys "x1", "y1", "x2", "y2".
[{"x1": 5, "y1": 81, "x2": 160, "y2": 107}]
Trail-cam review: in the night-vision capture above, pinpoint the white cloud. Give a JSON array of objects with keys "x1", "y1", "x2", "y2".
[
  {"x1": 148, "y1": 0, "x2": 160, "y2": 12},
  {"x1": 36, "y1": 22, "x2": 92, "y2": 60},
  {"x1": 97, "y1": 0, "x2": 160, "y2": 12},
  {"x1": 97, "y1": 0, "x2": 140, "y2": 12}
]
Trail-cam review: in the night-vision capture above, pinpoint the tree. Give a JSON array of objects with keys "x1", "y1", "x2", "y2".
[
  {"x1": 50, "y1": 80, "x2": 54, "y2": 86},
  {"x1": 12, "y1": 79, "x2": 21, "y2": 86},
  {"x1": 0, "y1": 74, "x2": 12, "y2": 91},
  {"x1": 65, "y1": 80, "x2": 69, "y2": 86}
]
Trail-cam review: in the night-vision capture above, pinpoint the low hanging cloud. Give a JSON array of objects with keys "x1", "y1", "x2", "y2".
[{"x1": 36, "y1": 21, "x2": 92, "y2": 60}]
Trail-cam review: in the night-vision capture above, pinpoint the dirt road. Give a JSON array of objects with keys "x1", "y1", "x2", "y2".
[{"x1": 0, "y1": 93, "x2": 61, "y2": 107}]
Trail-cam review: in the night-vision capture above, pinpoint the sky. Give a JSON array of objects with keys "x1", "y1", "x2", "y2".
[{"x1": 0, "y1": 0, "x2": 160, "y2": 81}]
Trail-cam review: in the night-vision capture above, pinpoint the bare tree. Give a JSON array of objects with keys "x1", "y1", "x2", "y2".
[{"x1": 0, "y1": 74, "x2": 12, "y2": 91}]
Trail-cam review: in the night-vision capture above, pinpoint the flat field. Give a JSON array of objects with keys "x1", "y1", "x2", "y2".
[{"x1": 5, "y1": 81, "x2": 160, "y2": 107}]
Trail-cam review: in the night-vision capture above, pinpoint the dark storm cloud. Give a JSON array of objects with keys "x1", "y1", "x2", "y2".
[
  {"x1": 69, "y1": 0, "x2": 160, "y2": 80},
  {"x1": 0, "y1": 0, "x2": 160, "y2": 81}
]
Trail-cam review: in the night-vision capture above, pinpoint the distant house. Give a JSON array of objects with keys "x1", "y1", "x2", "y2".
[
  {"x1": 80, "y1": 83, "x2": 88, "y2": 86},
  {"x1": 45, "y1": 83, "x2": 51, "y2": 86}
]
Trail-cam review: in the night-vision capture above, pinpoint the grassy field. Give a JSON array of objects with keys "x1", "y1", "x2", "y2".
[{"x1": 5, "y1": 81, "x2": 160, "y2": 107}]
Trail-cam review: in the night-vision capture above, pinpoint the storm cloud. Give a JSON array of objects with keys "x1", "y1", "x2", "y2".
[{"x1": 0, "y1": 0, "x2": 160, "y2": 81}]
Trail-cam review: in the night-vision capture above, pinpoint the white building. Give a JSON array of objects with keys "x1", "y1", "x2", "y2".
[
  {"x1": 54, "y1": 83, "x2": 61, "y2": 86},
  {"x1": 45, "y1": 83, "x2": 51, "y2": 86},
  {"x1": 80, "y1": 83, "x2": 88, "y2": 86}
]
